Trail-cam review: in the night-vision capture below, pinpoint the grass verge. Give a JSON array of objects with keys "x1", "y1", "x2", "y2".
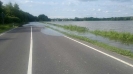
[
  {"x1": 0, "y1": 24, "x2": 14, "y2": 33},
  {"x1": 0, "y1": 22, "x2": 26, "y2": 33},
  {"x1": 45, "y1": 25, "x2": 133, "y2": 59}
]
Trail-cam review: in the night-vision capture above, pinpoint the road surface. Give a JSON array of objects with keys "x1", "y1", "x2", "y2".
[{"x1": 0, "y1": 22, "x2": 133, "y2": 74}]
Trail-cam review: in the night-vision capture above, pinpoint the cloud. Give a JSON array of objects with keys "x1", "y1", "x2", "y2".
[
  {"x1": 92, "y1": 8, "x2": 95, "y2": 11},
  {"x1": 1, "y1": 0, "x2": 133, "y2": 18},
  {"x1": 97, "y1": 9, "x2": 101, "y2": 11},
  {"x1": 25, "y1": 0, "x2": 33, "y2": 3},
  {"x1": 110, "y1": 0, "x2": 132, "y2": 2},
  {"x1": 105, "y1": 11, "x2": 109, "y2": 13},
  {"x1": 116, "y1": 10, "x2": 121, "y2": 12},
  {"x1": 84, "y1": 10, "x2": 87, "y2": 11},
  {"x1": 78, "y1": 0, "x2": 98, "y2": 2},
  {"x1": 72, "y1": 10, "x2": 76, "y2": 11},
  {"x1": 1, "y1": 0, "x2": 19, "y2": 4}
]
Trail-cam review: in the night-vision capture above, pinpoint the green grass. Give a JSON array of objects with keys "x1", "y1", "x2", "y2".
[
  {"x1": 45, "y1": 25, "x2": 133, "y2": 59},
  {"x1": 91, "y1": 30, "x2": 133, "y2": 44},
  {"x1": 0, "y1": 24, "x2": 14, "y2": 33},
  {"x1": 46, "y1": 23, "x2": 88, "y2": 33}
]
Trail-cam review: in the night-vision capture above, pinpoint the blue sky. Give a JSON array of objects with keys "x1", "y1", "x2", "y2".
[{"x1": 1, "y1": 0, "x2": 133, "y2": 18}]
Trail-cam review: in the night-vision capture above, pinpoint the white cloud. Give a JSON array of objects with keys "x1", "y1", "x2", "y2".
[
  {"x1": 78, "y1": 0, "x2": 98, "y2": 2},
  {"x1": 83, "y1": 10, "x2": 87, "y2": 11},
  {"x1": 110, "y1": 0, "x2": 132, "y2": 2},
  {"x1": 25, "y1": 0, "x2": 33, "y2": 3},
  {"x1": 105, "y1": 11, "x2": 109, "y2": 13},
  {"x1": 125, "y1": 13, "x2": 128, "y2": 14},
  {"x1": 1, "y1": 0, "x2": 133, "y2": 18},
  {"x1": 115, "y1": 10, "x2": 121, "y2": 12},
  {"x1": 92, "y1": 8, "x2": 95, "y2": 11},
  {"x1": 61, "y1": 2, "x2": 65, "y2": 5},
  {"x1": 72, "y1": 10, "x2": 76, "y2": 11},
  {"x1": 98, "y1": 9, "x2": 101, "y2": 11}
]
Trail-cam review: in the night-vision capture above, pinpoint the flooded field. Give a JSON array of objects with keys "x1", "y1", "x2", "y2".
[
  {"x1": 48, "y1": 21, "x2": 133, "y2": 33},
  {"x1": 45, "y1": 21, "x2": 133, "y2": 52}
]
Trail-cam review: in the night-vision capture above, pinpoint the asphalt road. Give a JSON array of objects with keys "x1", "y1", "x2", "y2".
[{"x1": 0, "y1": 22, "x2": 133, "y2": 74}]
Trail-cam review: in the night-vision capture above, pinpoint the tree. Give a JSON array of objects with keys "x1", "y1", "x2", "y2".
[
  {"x1": 4, "y1": 2, "x2": 14, "y2": 16},
  {"x1": 0, "y1": 1, "x2": 3, "y2": 23},
  {"x1": 2, "y1": 2, "x2": 37, "y2": 23},
  {"x1": 75, "y1": 17, "x2": 80, "y2": 21},
  {"x1": 0, "y1": 0, "x2": 2, "y2": 13},
  {"x1": 14, "y1": 3, "x2": 19, "y2": 10},
  {"x1": 0, "y1": 1, "x2": 50, "y2": 24},
  {"x1": 38, "y1": 14, "x2": 50, "y2": 21}
]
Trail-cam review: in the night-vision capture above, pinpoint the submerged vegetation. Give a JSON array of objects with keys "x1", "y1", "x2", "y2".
[
  {"x1": 47, "y1": 23, "x2": 88, "y2": 33},
  {"x1": 46, "y1": 23, "x2": 133, "y2": 44},
  {"x1": 45, "y1": 25, "x2": 133, "y2": 58},
  {"x1": 91, "y1": 30, "x2": 133, "y2": 43},
  {"x1": 44, "y1": 22, "x2": 133, "y2": 58}
]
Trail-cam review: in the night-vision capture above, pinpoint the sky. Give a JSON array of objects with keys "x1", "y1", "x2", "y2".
[{"x1": 1, "y1": 0, "x2": 133, "y2": 18}]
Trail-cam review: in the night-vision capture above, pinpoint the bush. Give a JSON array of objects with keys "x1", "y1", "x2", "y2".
[{"x1": 5, "y1": 16, "x2": 21, "y2": 23}]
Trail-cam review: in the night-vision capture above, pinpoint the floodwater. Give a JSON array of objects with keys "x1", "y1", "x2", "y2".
[
  {"x1": 27, "y1": 22, "x2": 133, "y2": 52},
  {"x1": 23, "y1": 22, "x2": 63, "y2": 36},
  {"x1": 41, "y1": 28, "x2": 63, "y2": 36},
  {"x1": 45, "y1": 21, "x2": 133, "y2": 52},
  {"x1": 48, "y1": 21, "x2": 133, "y2": 33}
]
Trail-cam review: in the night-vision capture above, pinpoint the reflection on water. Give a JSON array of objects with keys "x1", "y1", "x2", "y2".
[
  {"x1": 23, "y1": 22, "x2": 63, "y2": 36},
  {"x1": 41, "y1": 28, "x2": 63, "y2": 36}
]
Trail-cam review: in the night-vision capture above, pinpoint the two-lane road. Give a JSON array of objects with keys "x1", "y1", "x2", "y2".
[
  {"x1": 0, "y1": 22, "x2": 133, "y2": 74},
  {"x1": 0, "y1": 27, "x2": 30, "y2": 74}
]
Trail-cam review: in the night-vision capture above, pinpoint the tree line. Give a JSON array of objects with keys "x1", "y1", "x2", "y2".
[
  {"x1": 51, "y1": 16, "x2": 133, "y2": 21},
  {"x1": 0, "y1": 1, "x2": 50, "y2": 25},
  {"x1": 74, "y1": 17, "x2": 133, "y2": 21}
]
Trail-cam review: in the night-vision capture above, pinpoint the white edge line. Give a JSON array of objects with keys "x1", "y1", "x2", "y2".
[
  {"x1": 64, "y1": 35, "x2": 133, "y2": 68},
  {"x1": 27, "y1": 26, "x2": 33, "y2": 74},
  {"x1": 0, "y1": 28, "x2": 15, "y2": 36}
]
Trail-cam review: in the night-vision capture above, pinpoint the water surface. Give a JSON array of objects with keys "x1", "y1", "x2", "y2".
[
  {"x1": 44, "y1": 21, "x2": 133, "y2": 52},
  {"x1": 48, "y1": 21, "x2": 133, "y2": 33}
]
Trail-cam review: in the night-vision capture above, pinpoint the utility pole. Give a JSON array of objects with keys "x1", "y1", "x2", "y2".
[{"x1": 1, "y1": 12, "x2": 4, "y2": 25}]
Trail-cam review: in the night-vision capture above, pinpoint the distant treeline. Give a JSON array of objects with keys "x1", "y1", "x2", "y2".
[
  {"x1": 0, "y1": 1, "x2": 50, "y2": 25},
  {"x1": 51, "y1": 17, "x2": 133, "y2": 21}
]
